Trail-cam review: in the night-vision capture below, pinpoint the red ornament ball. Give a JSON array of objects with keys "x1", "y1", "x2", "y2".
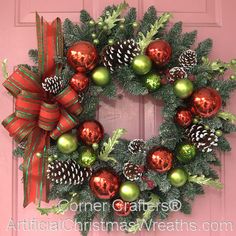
[
  {"x1": 89, "y1": 169, "x2": 120, "y2": 199},
  {"x1": 146, "y1": 39, "x2": 172, "y2": 66},
  {"x1": 175, "y1": 107, "x2": 193, "y2": 127},
  {"x1": 69, "y1": 73, "x2": 89, "y2": 92},
  {"x1": 67, "y1": 41, "x2": 98, "y2": 73},
  {"x1": 147, "y1": 147, "x2": 173, "y2": 173},
  {"x1": 113, "y1": 199, "x2": 131, "y2": 216},
  {"x1": 191, "y1": 87, "x2": 222, "y2": 118},
  {"x1": 77, "y1": 120, "x2": 104, "y2": 145}
]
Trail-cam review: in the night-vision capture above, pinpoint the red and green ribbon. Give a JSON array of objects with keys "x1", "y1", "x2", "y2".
[{"x1": 2, "y1": 14, "x2": 81, "y2": 207}]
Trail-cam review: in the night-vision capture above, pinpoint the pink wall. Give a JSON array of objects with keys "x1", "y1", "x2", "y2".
[{"x1": 0, "y1": 0, "x2": 236, "y2": 236}]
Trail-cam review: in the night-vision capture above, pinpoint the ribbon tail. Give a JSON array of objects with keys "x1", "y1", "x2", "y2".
[
  {"x1": 36, "y1": 13, "x2": 64, "y2": 79},
  {"x1": 23, "y1": 128, "x2": 50, "y2": 207}
]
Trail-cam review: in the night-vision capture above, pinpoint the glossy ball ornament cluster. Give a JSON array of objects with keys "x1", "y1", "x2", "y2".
[
  {"x1": 89, "y1": 169, "x2": 120, "y2": 199},
  {"x1": 146, "y1": 147, "x2": 173, "y2": 173},
  {"x1": 144, "y1": 72, "x2": 161, "y2": 92},
  {"x1": 69, "y1": 73, "x2": 89, "y2": 92},
  {"x1": 191, "y1": 87, "x2": 222, "y2": 118},
  {"x1": 67, "y1": 41, "x2": 98, "y2": 73},
  {"x1": 175, "y1": 107, "x2": 193, "y2": 127},
  {"x1": 77, "y1": 147, "x2": 97, "y2": 167},
  {"x1": 119, "y1": 181, "x2": 140, "y2": 202},
  {"x1": 77, "y1": 120, "x2": 104, "y2": 145},
  {"x1": 57, "y1": 133, "x2": 78, "y2": 154},
  {"x1": 146, "y1": 39, "x2": 172, "y2": 66},
  {"x1": 176, "y1": 143, "x2": 196, "y2": 163},
  {"x1": 168, "y1": 168, "x2": 188, "y2": 187},
  {"x1": 131, "y1": 55, "x2": 152, "y2": 75},
  {"x1": 173, "y1": 78, "x2": 193, "y2": 99},
  {"x1": 113, "y1": 199, "x2": 131, "y2": 216}
]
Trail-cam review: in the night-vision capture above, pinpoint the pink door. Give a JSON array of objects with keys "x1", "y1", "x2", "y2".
[{"x1": 1, "y1": 0, "x2": 236, "y2": 236}]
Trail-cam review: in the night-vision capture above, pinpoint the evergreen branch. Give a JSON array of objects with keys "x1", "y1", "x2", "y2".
[
  {"x1": 127, "y1": 194, "x2": 160, "y2": 233},
  {"x1": 218, "y1": 111, "x2": 236, "y2": 123},
  {"x1": 100, "y1": 2, "x2": 129, "y2": 30},
  {"x1": 1, "y1": 59, "x2": 9, "y2": 79},
  {"x1": 37, "y1": 193, "x2": 78, "y2": 215},
  {"x1": 188, "y1": 175, "x2": 223, "y2": 190},
  {"x1": 138, "y1": 13, "x2": 172, "y2": 52},
  {"x1": 98, "y1": 128, "x2": 126, "y2": 162}
]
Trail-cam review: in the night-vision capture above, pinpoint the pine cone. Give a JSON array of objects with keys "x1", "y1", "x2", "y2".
[
  {"x1": 128, "y1": 139, "x2": 146, "y2": 154},
  {"x1": 179, "y1": 49, "x2": 197, "y2": 70},
  {"x1": 123, "y1": 162, "x2": 143, "y2": 181},
  {"x1": 185, "y1": 124, "x2": 218, "y2": 153},
  {"x1": 47, "y1": 160, "x2": 92, "y2": 185},
  {"x1": 42, "y1": 76, "x2": 66, "y2": 95},
  {"x1": 166, "y1": 67, "x2": 187, "y2": 83},
  {"x1": 102, "y1": 39, "x2": 140, "y2": 72}
]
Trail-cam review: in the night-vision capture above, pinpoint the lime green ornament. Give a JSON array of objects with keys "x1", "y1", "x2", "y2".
[
  {"x1": 177, "y1": 143, "x2": 196, "y2": 163},
  {"x1": 168, "y1": 168, "x2": 188, "y2": 187},
  {"x1": 144, "y1": 72, "x2": 161, "y2": 91},
  {"x1": 93, "y1": 39, "x2": 99, "y2": 45},
  {"x1": 78, "y1": 148, "x2": 97, "y2": 167},
  {"x1": 173, "y1": 78, "x2": 193, "y2": 99},
  {"x1": 119, "y1": 181, "x2": 140, "y2": 202},
  {"x1": 132, "y1": 55, "x2": 152, "y2": 75},
  {"x1": 215, "y1": 130, "x2": 223, "y2": 137},
  {"x1": 57, "y1": 133, "x2": 78, "y2": 154},
  {"x1": 92, "y1": 66, "x2": 111, "y2": 86}
]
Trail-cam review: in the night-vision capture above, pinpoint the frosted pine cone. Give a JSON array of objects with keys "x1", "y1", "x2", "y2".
[
  {"x1": 179, "y1": 49, "x2": 197, "y2": 71},
  {"x1": 128, "y1": 139, "x2": 146, "y2": 154},
  {"x1": 42, "y1": 76, "x2": 65, "y2": 95},
  {"x1": 102, "y1": 39, "x2": 140, "y2": 72},
  {"x1": 123, "y1": 162, "x2": 143, "y2": 181},
  {"x1": 185, "y1": 124, "x2": 218, "y2": 153},
  {"x1": 167, "y1": 67, "x2": 187, "y2": 83},
  {"x1": 47, "y1": 160, "x2": 92, "y2": 185}
]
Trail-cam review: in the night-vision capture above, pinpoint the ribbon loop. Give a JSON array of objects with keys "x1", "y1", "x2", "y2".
[
  {"x1": 2, "y1": 113, "x2": 36, "y2": 143},
  {"x1": 38, "y1": 102, "x2": 60, "y2": 131},
  {"x1": 50, "y1": 109, "x2": 78, "y2": 140},
  {"x1": 55, "y1": 86, "x2": 83, "y2": 116},
  {"x1": 3, "y1": 66, "x2": 42, "y2": 97},
  {"x1": 15, "y1": 91, "x2": 42, "y2": 120}
]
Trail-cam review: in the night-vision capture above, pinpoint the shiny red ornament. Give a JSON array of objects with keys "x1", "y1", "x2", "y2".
[
  {"x1": 191, "y1": 87, "x2": 222, "y2": 118},
  {"x1": 89, "y1": 169, "x2": 120, "y2": 199},
  {"x1": 147, "y1": 147, "x2": 173, "y2": 173},
  {"x1": 67, "y1": 41, "x2": 98, "y2": 73},
  {"x1": 113, "y1": 199, "x2": 131, "y2": 216},
  {"x1": 77, "y1": 120, "x2": 104, "y2": 145},
  {"x1": 146, "y1": 39, "x2": 172, "y2": 66},
  {"x1": 69, "y1": 73, "x2": 89, "y2": 92},
  {"x1": 175, "y1": 107, "x2": 193, "y2": 127}
]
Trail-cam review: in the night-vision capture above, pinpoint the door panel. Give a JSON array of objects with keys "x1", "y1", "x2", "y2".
[{"x1": 1, "y1": 1, "x2": 236, "y2": 236}]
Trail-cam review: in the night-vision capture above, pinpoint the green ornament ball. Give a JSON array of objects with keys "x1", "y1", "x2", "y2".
[
  {"x1": 78, "y1": 148, "x2": 97, "y2": 167},
  {"x1": 132, "y1": 22, "x2": 139, "y2": 28},
  {"x1": 57, "y1": 133, "x2": 78, "y2": 154},
  {"x1": 119, "y1": 181, "x2": 140, "y2": 202},
  {"x1": 168, "y1": 168, "x2": 188, "y2": 187},
  {"x1": 215, "y1": 130, "x2": 223, "y2": 137},
  {"x1": 108, "y1": 39, "x2": 115, "y2": 45},
  {"x1": 93, "y1": 39, "x2": 99, "y2": 45},
  {"x1": 91, "y1": 67, "x2": 111, "y2": 86},
  {"x1": 177, "y1": 143, "x2": 196, "y2": 163},
  {"x1": 144, "y1": 72, "x2": 161, "y2": 92},
  {"x1": 173, "y1": 78, "x2": 193, "y2": 99},
  {"x1": 89, "y1": 20, "x2": 95, "y2": 26},
  {"x1": 91, "y1": 33, "x2": 97, "y2": 39},
  {"x1": 132, "y1": 55, "x2": 152, "y2": 75}
]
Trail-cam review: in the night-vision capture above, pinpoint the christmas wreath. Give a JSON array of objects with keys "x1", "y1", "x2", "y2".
[{"x1": 2, "y1": 2, "x2": 236, "y2": 235}]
